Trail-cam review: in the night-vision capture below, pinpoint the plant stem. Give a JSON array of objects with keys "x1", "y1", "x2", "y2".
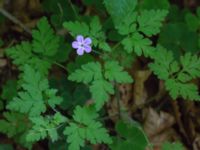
[
  {"x1": 112, "y1": 40, "x2": 122, "y2": 51},
  {"x1": 93, "y1": 50, "x2": 102, "y2": 55},
  {"x1": 53, "y1": 61, "x2": 68, "y2": 72},
  {"x1": 0, "y1": 8, "x2": 31, "y2": 34},
  {"x1": 68, "y1": 0, "x2": 80, "y2": 20},
  {"x1": 114, "y1": 82, "x2": 121, "y2": 119}
]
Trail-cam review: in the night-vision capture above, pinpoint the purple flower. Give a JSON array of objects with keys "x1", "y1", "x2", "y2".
[{"x1": 72, "y1": 35, "x2": 92, "y2": 55}]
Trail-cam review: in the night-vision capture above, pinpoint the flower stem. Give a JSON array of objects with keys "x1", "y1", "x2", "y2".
[
  {"x1": 53, "y1": 61, "x2": 68, "y2": 72},
  {"x1": 114, "y1": 82, "x2": 121, "y2": 119},
  {"x1": 112, "y1": 41, "x2": 122, "y2": 51},
  {"x1": 93, "y1": 50, "x2": 102, "y2": 55},
  {"x1": 68, "y1": 0, "x2": 80, "y2": 20}
]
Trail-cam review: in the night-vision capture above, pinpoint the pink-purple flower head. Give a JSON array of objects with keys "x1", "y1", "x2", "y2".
[{"x1": 72, "y1": 35, "x2": 92, "y2": 56}]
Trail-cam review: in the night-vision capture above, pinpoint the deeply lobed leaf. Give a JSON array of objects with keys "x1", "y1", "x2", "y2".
[
  {"x1": 138, "y1": 10, "x2": 168, "y2": 36},
  {"x1": 7, "y1": 65, "x2": 62, "y2": 116},
  {"x1": 104, "y1": 61, "x2": 133, "y2": 83},
  {"x1": 68, "y1": 62, "x2": 102, "y2": 84},
  {"x1": 64, "y1": 106, "x2": 112, "y2": 150},
  {"x1": 27, "y1": 112, "x2": 67, "y2": 142},
  {"x1": 150, "y1": 46, "x2": 200, "y2": 100},
  {"x1": 32, "y1": 17, "x2": 60, "y2": 56},
  {"x1": 90, "y1": 79, "x2": 114, "y2": 110}
]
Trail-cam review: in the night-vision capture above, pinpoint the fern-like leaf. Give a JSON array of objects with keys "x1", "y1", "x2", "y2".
[
  {"x1": 109, "y1": 120, "x2": 148, "y2": 150},
  {"x1": 26, "y1": 112, "x2": 67, "y2": 142},
  {"x1": 64, "y1": 106, "x2": 112, "y2": 150},
  {"x1": 137, "y1": 10, "x2": 168, "y2": 36},
  {"x1": 63, "y1": 21, "x2": 89, "y2": 37},
  {"x1": 165, "y1": 79, "x2": 200, "y2": 100},
  {"x1": 32, "y1": 17, "x2": 60, "y2": 56},
  {"x1": 162, "y1": 141, "x2": 184, "y2": 150},
  {"x1": 7, "y1": 65, "x2": 62, "y2": 116},
  {"x1": 122, "y1": 32, "x2": 153, "y2": 56},
  {"x1": 6, "y1": 42, "x2": 33, "y2": 68},
  {"x1": 149, "y1": 46, "x2": 175, "y2": 80},
  {"x1": 6, "y1": 40, "x2": 51, "y2": 76},
  {"x1": 180, "y1": 53, "x2": 200, "y2": 79},
  {"x1": 63, "y1": 17, "x2": 111, "y2": 52},
  {"x1": 68, "y1": 62, "x2": 102, "y2": 84},
  {"x1": 104, "y1": 61, "x2": 133, "y2": 83},
  {"x1": 90, "y1": 80, "x2": 114, "y2": 110},
  {"x1": 0, "y1": 112, "x2": 30, "y2": 137},
  {"x1": 150, "y1": 46, "x2": 200, "y2": 100},
  {"x1": 104, "y1": 0, "x2": 137, "y2": 26}
]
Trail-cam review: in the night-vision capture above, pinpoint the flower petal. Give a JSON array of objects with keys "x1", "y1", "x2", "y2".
[
  {"x1": 84, "y1": 45, "x2": 92, "y2": 53},
  {"x1": 77, "y1": 47, "x2": 84, "y2": 55},
  {"x1": 76, "y1": 35, "x2": 84, "y2": 43},
  {"x1": 72, "y1": 41, "x2": 79, "y2": 49},
  {"x1": 84, "y1": 37, "x2": 92, "y2": 45}
]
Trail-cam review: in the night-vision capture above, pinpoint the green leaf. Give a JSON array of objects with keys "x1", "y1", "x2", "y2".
[
  {"x1": 185, "y1": 13, "x2": 199, "y2": 32},
  {"x1": 138, "y1": 9, "x2": 168, "y2": 36},
  {"x1": 48, "y1": 140, "x2": 68, "y2": 150},
  {"x1": 197, "y1": 7, "x2": 200, "y2": 18},
  {"x1": 180, "y1": 53, "x2": 200, "y2": 79},
  {"x1": 64, "y1": 106, "x2": 112, "y2": 150},
  {"x1": 122, "y1": 37, "x2": 134, "y2": 53},
  {"x1": 7, "y1": 65, "x2": 62, "y2": 116},
  {"x1": 67, "y1": 54, "x2": 94, "y2": 73},
  {"x1": 63, "y1": 21, "x2": 89, "y2": 37},
  {"x1": 0, "y1": 39, "x2": 4, "y2": 47},
  {"x1": 118, "y1": 15, "x2": 137, "y2": 35},
  {"x1": 99, "y1": 41, "x2": 111, "y2": 52},
  {"x1": 68, "y1": 62, "x2": 102, "y2": 84},
  {"x1": 104, "y1": 0, "x2": 137, "y2": 35},
  {"x1": 6, "y1": 42, "x2": 33, "y2": 68},
  {"x1": 109, "y1": 121, "x2": 148, "y2": 150},
  {"x1": 27, "y1": 112, "x2": 67, "y2": 142},
  {"x1": 162, "y1": 141, "x2": 184, "y2": 150},
  {"x1": 32, "y1": 17, "x2": 60, "y2": 56},
  {"x1": 109, "y1": 46, "x2": 136, "y2": 68},
  {"x1": 165, "y1": 79, "x2": 200, "y2": 101},
  {"x1": 0, "y1": 144, "x2": 14, "y2": 150},
  {"x1": 140, "y1": 0, "x2": 170, "y2": 10},
  {"x1": 42, "y1": 0, "x2": 76, "y2": 28},
  {"x1": 89, "y1": 17, "x2": 111, "y2": 52},
  {"x1": 0, "y1": 101, "x2": 3, "y2": 111},
  {"x1": 64, "y1": 17, "x2": 110, "y2": 52},
  {"x1": 150, "y1": 46, "x2": 200, "y2": 100},
  {"x1": 1, "y1": 80, "x2": 18, "y2": 101},
  {"x1": 26, "y1": 116, "x2": 48, "y2": 142},
  {"x1": 104, "y1": 0, "x2": 137, "y2": 26},
  {"x1": 0, "y1": 112, "x2": 33, "y2": 149},
  {"x1": 158, "y1": 23, "x2": 199, "y2": 55},
  {"x1": 167, "y1": 5, "x2": 185, "y2": 22},
  {"x1": 50, "y1": 75, "x2": 90, "y2": 111},
  {"x1": 149, "y1": 46, "x2": 175, "y2": 80},
  {"x1": 90, "y1": 17, "x2": 104, "y2": 43},
  {"x1": 52, "y1": 37, "x2": 72, "y2": 63},
  {"x1": 122, "y1": 32, "x2": 153, "y2": 56},
  {"x1": 90, "y1": 79, "x2": 114, "y2": 110},
  {"x1": 45, "y1": 89, "x2": 63, "y2": 108},
  {"x1": 165, "y1": 79, "x2": 200, "y2": 100},
  {"x1": 104, "y1": 61, "x2": 133, "y2": 83},
  {"x1": 0, "y1": 112, "x2": 30, "y2": 137},
  {"x1": 6, "y1": 41, "x2": 51, "y2": 75},
  {"x1": 108, "y1": 29, "x2": 127, "y2": 41}
]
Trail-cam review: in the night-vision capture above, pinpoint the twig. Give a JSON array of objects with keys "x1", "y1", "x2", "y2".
[
  {"x1": 171, "y1": 100, "x2": 191, "y2": 145},
  {"x1": 53, "y1": 61, "x2": 68, "y2": 72},
  {"x1": 68, "y1": 0, "x2": 80, "y2": 20},
  {"x1": 114, "y1": 82, "x2": 121, "y2": 119},
  {"x1": 0, "y1": 8, "x2": 31, "y2": 34}
]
